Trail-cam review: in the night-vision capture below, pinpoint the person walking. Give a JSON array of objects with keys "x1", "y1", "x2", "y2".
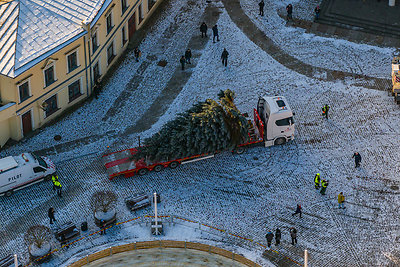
[
  {"x1": 185, "y1": 49, "x2": 192, "y2": 64},
  {"x1": 54, "y1": 180, "x2": 62, "y2": 197},
  {"x1": 212, "y1": 25, "x2": 219, "y2": 43},
  {"x1": 99, "y1": 219, "x2": 106, "y2": 235},
  {"x1": 52, "y1": 174, "x2": 59, "y2": 191},
  {"x1": 286, "y1": 4, "x2": 293, "y2": 22},
  {"x1": 134, "y1": 47, "x2": 141, "y2": 62},
  {"x1": 314, "y1": 173, "x2": 321, "y2": 189},
  {"x1": 352, "y1": 152, "x2": 362, "y2": 168},
  {"x1": 322, "y1": 104, "x2": 330, "y2": 119},
  {"x1": 48, "y1": 207, "x2": 56, "y2": 224},
  {"x1": 338, "y1": 192, "x2": 346, "y2": 209},
  {"x1": 221, "y1": 48, "x2": 229, "y2": 67},
  {"x1": 314, "y1": 5, "x2": 321, "y2": 21},
  {"x1": 290, "y1": 227, "x2": 297, "y2": 245},
  {"x1": 275, "y1": 228, "x2": 281, "y2": 245},
  {"x1": 180, "y1": 56, "x2": 186, "y2": 70},
  {"x1": 320, "y1": 179, "x2": 329, "y2": 195},
  {"x1": 265, "y1": 230, "x2": 274, "y2": 248},
  {"x1": 200, "y1": 22, "x2": 208, "y2": 38},
  {"x1": 292, "y1": 204, "x2": 302, "y2": 218},
  {"x1": 259, "y1": 0, "x2": 265, "y2": 16}
]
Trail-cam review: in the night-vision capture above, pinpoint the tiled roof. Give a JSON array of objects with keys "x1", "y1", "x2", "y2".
[{"x1": 0, "y1": 0, "x2": 105, "y2": 78}]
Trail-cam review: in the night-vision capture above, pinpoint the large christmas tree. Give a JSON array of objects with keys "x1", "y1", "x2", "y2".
[{"x1": 135, "y1": 89, "x2": 250, "y2": 162}]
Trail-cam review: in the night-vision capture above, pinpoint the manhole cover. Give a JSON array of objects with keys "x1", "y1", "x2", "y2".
[
  {"x1": 390, "y1": 185, "x2": 399, "y2": 190},
  {"x1": 54, "y1": 135, "x2": 62, "y2": 141},
  {"x1": 157, "y1": 60, "x2": 167, "y2": 67}
]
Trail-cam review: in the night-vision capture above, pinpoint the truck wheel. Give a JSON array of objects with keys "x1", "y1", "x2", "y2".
[
  {"x1": 274, "y1": 137, "x2": 286, "y2": 145},
  {"x1": 5, "y1": 190, "x2": 13, "y2": 197},
  {"x1": 169, "y1": 161, "x2": 179, "y2": 169},
  {"x1": 44, "y1": 175, "x2": 52, "y2": 181},
  {"x1": 153, "y1": 165, "x2": 164, "y2": 172},
  {"x1": 235, "y1": 147, "x2": 246, "y2": 154},
  {"x1": 138, "y1": 168, "x2": 149, "y2": 176}
]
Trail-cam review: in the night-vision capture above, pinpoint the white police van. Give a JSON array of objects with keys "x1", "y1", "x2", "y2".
[{"x1": 0, "y1": 153, "x2": 56, "y2": 197}]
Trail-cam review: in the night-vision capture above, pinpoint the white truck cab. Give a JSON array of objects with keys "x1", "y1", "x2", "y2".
[
  {"x1": 257, "y1": 96, "x2": 295, "y2": 146},
  {"x1": 0, "y1": 153, "x2": 56, "y2": 197}
]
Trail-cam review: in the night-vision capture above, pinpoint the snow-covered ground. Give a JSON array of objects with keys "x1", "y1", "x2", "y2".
[{"x1": 1, "y1": 0, "x2": 399, "y2": 266}]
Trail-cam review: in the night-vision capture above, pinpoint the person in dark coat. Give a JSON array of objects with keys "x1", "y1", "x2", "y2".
[
  {"x1": 352, "y1": 152, "x2": 362, "y2": 168},
  {"x1": 99, "y1": 219, "x2": 106, "y2": 235},
  {"x1": 259, "y1": 1, "x2": 265, "y2": 16},
  {"x1": 185, "y1": 49, "x2": 192, "y2": 64},
  {"x1": 200, "y1": 22, "x2": 208, "y2": 38},
  {"x1": 180, "y1": 56, "x2": 186, "y2": 70},
  {"x1": 265, "y1": 230, "x2": 274, "y2": 247},
  {"x1": 292, "y1": 204, "x2": 302, "y2": 218},
  {"x1": 286, "y1": 4, "x2": 293, "y2": 21},
  {"x1": 212, "y1": 25, "x2": 219, "y2": 43},
  {"x1": 275, "y1": 228, "x2": 281, "y2": 245},
  {"x1": 221, "y1": 48, "x2": 229, "y2": 67},
  {"x1": 290, "y1": 227, "x2": 297, "y2": 245},
  {"x1": 48, "y1": 207, "x2": 56, "y2": 224},
  {"x1": 134, "y1": 47, "x2": 141, "y2": 62},
  {"x1": 93, "y1": 78, "x2": 101, "y2": 99},
  {"x1": 314, "y1": 5, "x2": 321, "y2": 21}
]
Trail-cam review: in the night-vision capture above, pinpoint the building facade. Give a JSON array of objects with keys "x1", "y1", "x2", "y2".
[{"x1": 0, "y1": 0, "x2": 161, "y2": 148}]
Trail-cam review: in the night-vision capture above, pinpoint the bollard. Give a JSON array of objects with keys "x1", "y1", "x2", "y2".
[
  {"x1": 86, "y1": 255, "x2": 89, "y2": 264},
  {"x1": 304, "y1": 249, "x2": 308, "y2": 267},
  {"x1": 134, "y1": 242, "x2": 137, "y2": 250},
  {"x1": 110, "y1": 247, "x2": 112, "y2": 256}
]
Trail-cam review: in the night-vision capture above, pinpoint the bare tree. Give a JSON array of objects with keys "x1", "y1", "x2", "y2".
[
  {"x1": 24, "y1": 225, "x2": 51, "y2": 249},
  {"x1": 91, "y1": 190, "x2": 117, "y2": 213}
]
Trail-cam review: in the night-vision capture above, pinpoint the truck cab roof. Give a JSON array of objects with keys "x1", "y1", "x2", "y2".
[
  {"x1": 0, "y1": 156, "x2": 18, "y2": 173},
  {"x1": 262, "y1": 96, "x2": 292, "y2": 116}
]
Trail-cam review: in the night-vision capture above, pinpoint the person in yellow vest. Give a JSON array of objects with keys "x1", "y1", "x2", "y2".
[
  {"x1": 320, "y1": 179, "x2": 329, "y2": 195},
  {"x1": 314, "y1": 173, "x2": 321, "y2": 189},
  {"x1": 54, "y1": 181, "x2": 62, "y2": 197},
  {"x1": 51, "y1": 174, "x2": 59, "y2": 191},
  {"x1": 338, "y1": 192, "x2": 346, "y2": 209}
]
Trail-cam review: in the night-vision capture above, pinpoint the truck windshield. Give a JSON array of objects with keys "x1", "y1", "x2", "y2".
[{"x1": 32, "y1": 153, "x2": 48, "y2": 168}]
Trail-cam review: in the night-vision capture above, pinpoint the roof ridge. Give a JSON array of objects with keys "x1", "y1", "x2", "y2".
[{"x1": 11, "y1": 0, "x2": 19, "y2": 76}]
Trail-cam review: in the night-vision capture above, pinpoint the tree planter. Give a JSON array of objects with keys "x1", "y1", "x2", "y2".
[
  {"x1": 28, "y1": 242, "x2": 51, "y2": 262},
  {"x1": 94, "y1": 208, "x2": 117, "y2": 227}
]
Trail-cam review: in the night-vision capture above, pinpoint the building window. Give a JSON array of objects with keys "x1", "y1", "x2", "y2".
[
  {"x1": 44, "y1": 65, "x2": 55, "y2": 87},
  {"x1": 93, "y1": 61, "x2": 101, "y2": 82},
  {"x1": 67, "y1": 51, "x2": 78, "y2": 73},
  {"x1": 106, "y1": 12, "x2": 113, "y2": 34},
  {"x1": 107, "y1": 42, "x2": 115, "y2": 65},
  {"x1": 138, "y1": 4, "x2": 143, "y2": 24},
  {"x1": 122, "y1": 26, "x2": 127, "y2": 45},
  {"x1": 68, "y1": 80, "x2": 82, "y2": 102},
  {"x1": 121, "y1": 0, "x2": 128, "y2": 14},
  {"x1": 44, "y1": 94, "x2": 58, "y2": 117},
  {"x1": 18, "y1": 80, "x2": 30, "y2": 103},
  {"x1": 92, "y1": 31, "x2": 99, "y2": 53}
]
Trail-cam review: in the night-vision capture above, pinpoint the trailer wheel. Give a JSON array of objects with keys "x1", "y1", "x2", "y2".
[
  {"x1": 138, "y1": 168, "x2": 149, "y2": 176},
  {"x1": 274, "y1": 137, "x2": 286, "y2": 145},
  {"x1": 169, "y1": 161, "x2": 179, "y2": 169},
  {"x1": 5, "y1": 190, "x2": 13, "y2": 197},
  {"x1": 235, "y1": 147, "x2": 246, "y2": 154},
  {"x1": 153, "y1": 165, "x2": 164, "y2": 172}
]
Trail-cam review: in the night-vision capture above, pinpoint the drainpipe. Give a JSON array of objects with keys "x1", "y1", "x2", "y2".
[{"x1": 82, "y1": 21, "x2": 92, "y2": 97}]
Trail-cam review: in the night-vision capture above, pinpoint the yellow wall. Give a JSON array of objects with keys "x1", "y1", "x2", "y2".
[{"x1": 0, "y1": 0, "x2": 162, "y2": 148}]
